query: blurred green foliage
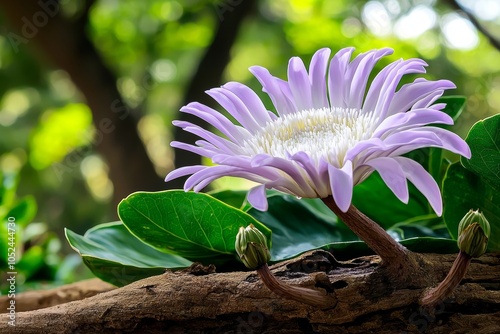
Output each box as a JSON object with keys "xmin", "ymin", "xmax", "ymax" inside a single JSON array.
[
  {"xmin": 0, "ymin": 170, "xmax": 91, "ymax": 293},
  {"xmin": 0, "ymin": 0, "xmax": 499, "ymax": 285}
]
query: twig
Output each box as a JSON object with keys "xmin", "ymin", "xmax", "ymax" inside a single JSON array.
[{"xmin": 448, "ymin": 0, "xmax": 500, "ymax": 52}]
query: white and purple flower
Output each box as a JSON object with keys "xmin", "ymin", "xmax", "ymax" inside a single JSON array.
[{"xmin": 166, "ymin": 47, "xmax": 471, "ymax": 214}]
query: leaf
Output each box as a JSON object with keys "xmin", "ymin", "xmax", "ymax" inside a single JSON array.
[
  {"xmin": 6, "ymin": 195, "xmax": 37, "ymax": 227},
  {"xmin": 461, "ymin": 114, "xmax": 500, "ymax": 188},
  {"xmin": 15, "ymin": 246, "xmax": 45, "ymax": 279},
  {"xmin": 352, "ymin": 172, "xmax": 433, "ymax": 229},
  {"xmin": 65, "ymin": 222, "xmax": 191, "ymax": 286},
  {"xmin": 117, "ymin": 190, "xmax": 271, "ymax": 266},
  {"xmin": 247, "ymin": 193, "xmax": 357, "ymax": 262},
  {"xmin": 208, "ymin": 189, "xmax": 248, "ymax": 210},
  {"xmin": 322, "ymin": 237, "xmax": 458, "ymax": 260},
  {"xmin": 436, "ymin": 96, "xmax": 466, "ymax": 121},
  {"xmin": 443, "ymin": 163, "xmax": 500, "ymax": 251},
  {"xmin": 400, "ymin": 237, "xmax": 458, "ymax": 254}
]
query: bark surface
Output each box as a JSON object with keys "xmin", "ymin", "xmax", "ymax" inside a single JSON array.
[{"xmin": 1, "ymin": 252, "xmax": 499, "ymax": 333}]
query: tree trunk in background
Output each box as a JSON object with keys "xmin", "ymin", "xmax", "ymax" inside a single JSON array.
[
  {"xmin": 0, "ymin": 1, "xmax": 164, "ymax": 208},
  {"xmin": 169, "ymin": 0, "xmax": 257, "ymax": 189},
  {"xmin": 0, "ymin": 0, "xmax": 257, "ymax": 202}
]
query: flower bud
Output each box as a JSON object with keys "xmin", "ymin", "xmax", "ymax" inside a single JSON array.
[
  {"xmin": 235, "ymin": 224, "xmax": 271, "ymax": 269},
  {"xmin": 457, "ymin": 210, "xmax": 490, "ymax": 258}
]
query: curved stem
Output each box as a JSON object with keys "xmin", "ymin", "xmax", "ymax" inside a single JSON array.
[
  {"xmin": 322, "ymin": 196, "xmax": 409, "ymax": 265},
  {"xmin": 256, "ymin": 264, "xmax": 336, "ymax": 308},
  {"xmin": 421, "ymin": 251, "xmax": 472, "ymax": 308}
]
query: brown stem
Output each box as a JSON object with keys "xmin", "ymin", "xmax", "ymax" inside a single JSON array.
[
  {"xmin": 321, "ymin": 196, "xmax": 409, "ymax": 266},
  {"xmin": 256, "ymin": 264, "xmax": 336, "ymax": 308},
  {"xmin": 421, "ymin": 251, "xmax": 472, "ymax": 308}
]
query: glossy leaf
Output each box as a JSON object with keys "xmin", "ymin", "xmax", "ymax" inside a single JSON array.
[
  {"xmin": 443, "ymin": 163, "xmax": 500, "ymax": 251},
  {"xmin": 118, "ymin": 190, "xmax": 271, "ymax": 266},
  {"xmin": 247, "ymin": 193, "xmax": 357, "ymax": 262},
  {"xmin": 208, "ymin": 189, "xmax": 248, "ymax": 210},
  {"xmin": 461, "ymin": 114, "xmax": 500, "ymax": 188},
  {"xmin": 322, "ymin": 237, "xmax": 458, "ymax": 260},
  {"xmin": 65, "ymin": 222, "xmax": 191, "ymax": 286},
  {"xmin": 436, "ymin": 96, "xmax": 466, "ymax": 121},
  {"xmin": 352, "ymin": 172, "xmax": 433, "ymax": 229}
]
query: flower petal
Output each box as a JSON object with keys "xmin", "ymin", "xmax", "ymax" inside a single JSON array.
[
  {"xmin": 365, "ymin": 157, "xmax": 409, "ymax": 203},
  {"xmin": 185, "ymin": 166, "xmax": 269, "ymax": 192},
  {"xmin": 309, "ymin": 48, "xmax": 331, "ymax": 109},
  {"xmin": 222, "ymin": 82, "xmax": 273, "ymax": 126},
  {"xmin": 328, "ymin": 47, "xmax": 355, "ymax": 107},
  {"xmin": 372, "ymin": 109, "xmax": 454, "ymax": 138},
  {"xmin": 365, "ymin": 59, "xmax": 427, "ymax": 119},
  {"xmin": 165, "ymin": 165, "xmax": 206, "ymax": 183},
  {"xmin": 250, "ymin": 66, "xmax": 296, "ymax": 115},
  {"xmin": 206, "ymin": 88, "xmax": 261, "ymax": 133},
  {"xmin": 393, "ymin": 157, "xmax": 443, "ymax": 215},
  {"xmin": 290, "ymin": 151, "xmax": 330, "ymax": 197},
  {"xmin": 288, "ymin": 56, "xmax": 313, "ymax": 111},
  {"xmin": 387, "ymin": 79, "xmax": 455, "ymax": 114},
  {"xmin": 172, "ymin": 120, "xmax": 243, "ymax": 154},
  {"xmin": 180, "ymin": 102, "xmax": 249, "ymax": 144},
  {"xmin": 391, "ymin": 127, "xmax": 471, "ymax": 158},
  {"xmin": 247, "ymin": 184, "xmax": 268, "ymax": 211},
  {"xmin": 170, "ymin": 141, "xmax": 217, "ymax": 158},
  {"xmin": 348, "ymin": 48, "xmax": 393, "ymax": 110},
  {"xmin": 251, "ymin": 155, "xmax": 317, "ymax": 197},
  {"xmin": 328, "ymin": 161, "xmax": 353, "ymax": 212}
]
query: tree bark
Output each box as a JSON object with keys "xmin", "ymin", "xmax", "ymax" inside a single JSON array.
[
  {"xmin": 0, "ymin": 278, "xmax": 115, "ymax": 313},
  {"xmin": 0, "ymin": 1, "xmax": 164, "ymax": 207},
  {"xmin": 2, "ymin": 252, "xmax": 499, "ymax": 333}
]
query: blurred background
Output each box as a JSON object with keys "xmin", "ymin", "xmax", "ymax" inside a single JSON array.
[{"xmin": 0, "ymin": 0, "xmax": 499, "ymax": 288}]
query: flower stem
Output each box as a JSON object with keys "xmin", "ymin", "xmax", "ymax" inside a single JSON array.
[
  {"xmin": 420, "ymin": 251, "xmax": 472, "ymax": 308},
  {"xmin": 322, "ymin": 196, "xmax": 409, "ymax": 266},
  {"xmin": 256, "ymin": 264, "xmax": 335, "ymax": 308}
]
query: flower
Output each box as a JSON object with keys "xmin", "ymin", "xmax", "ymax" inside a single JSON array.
[{"xmin": 166, "ymin": 47, "xmax": 471, "ymax": 213}]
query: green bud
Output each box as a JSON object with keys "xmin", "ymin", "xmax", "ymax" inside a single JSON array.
[
  {"xmin": 457, "ymin": 210, "xmax": 490, "ymax": 258},
  {"xmin": 235, "ymin": 224, "xmax": 271, "ymax": 269}
]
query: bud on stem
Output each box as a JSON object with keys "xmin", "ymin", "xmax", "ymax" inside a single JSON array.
[
  {"xmin": 235, "ymin": 224, "xmax": 271, "ymax": 270},
  {"xmin": 457, "ymin": 210, "xmax": 490, "ymax": 258},
  {"xmin": 421, "ymin": 210, "xmax": 490, "ymax": 308},
  {"xmin": 235, "ymin": 224, "xmax": 335, "ymax": 308}
]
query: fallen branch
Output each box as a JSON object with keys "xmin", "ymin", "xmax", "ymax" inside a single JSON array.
[
  {"xmin": 0, "ymin": 278, "xmax": 115, "ymax": 313},
  {"xmin": 1, "ymin": 252, "xmax": 499, "ymax": 333}
]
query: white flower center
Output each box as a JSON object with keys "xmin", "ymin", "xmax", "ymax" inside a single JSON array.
[{"xmin": 243, "ymin": 107, "xmax": 378, "ymax": 167}]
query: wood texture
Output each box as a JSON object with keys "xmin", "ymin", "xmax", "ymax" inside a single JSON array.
[{"xmin": 1, "ymin": 252, "xmax": 499, "ymax": 333}]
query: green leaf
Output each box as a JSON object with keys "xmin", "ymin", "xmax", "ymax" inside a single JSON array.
[
  {"xmin": 247, "ymin": 193, "xmax": 357, "ymax": 262},
  {"xmin": 352, "ymin": 172, "xmax": 433, "ymax": 229},
  {"xmin": 461, "ymin": 114, "xmax": 500, "ymax": 188},
  {"xmin": 443, "ymin": 163, "xmax": 500, "ymax": 251},
  {"xmin": 322, "ymin": 237, "xmax": 458, "ymax": 260},
  {"xmin": 65, "ymin": 222, "xmax": 192, "ymax": 286},
  {"xmin": 15, "ymin": 245, "xmax": 45, "ymax": 279},
  {"xmin": 208, "ymin": 189, "xmax": 248, "ymax": 210},
  {"xmin": 6, "ymin": 195, "xmax": 37, "ymax": 227},
  {"xmin": 400, "ymin": 237, "xmax": 458, "ymax": 254},
  {"xmin": 117, "ymin": 190, "xmax": 271, "ymax": 266},
  {"xmin": 436, "ymin": 96, "xmax": 466, "ymax": 121}
]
